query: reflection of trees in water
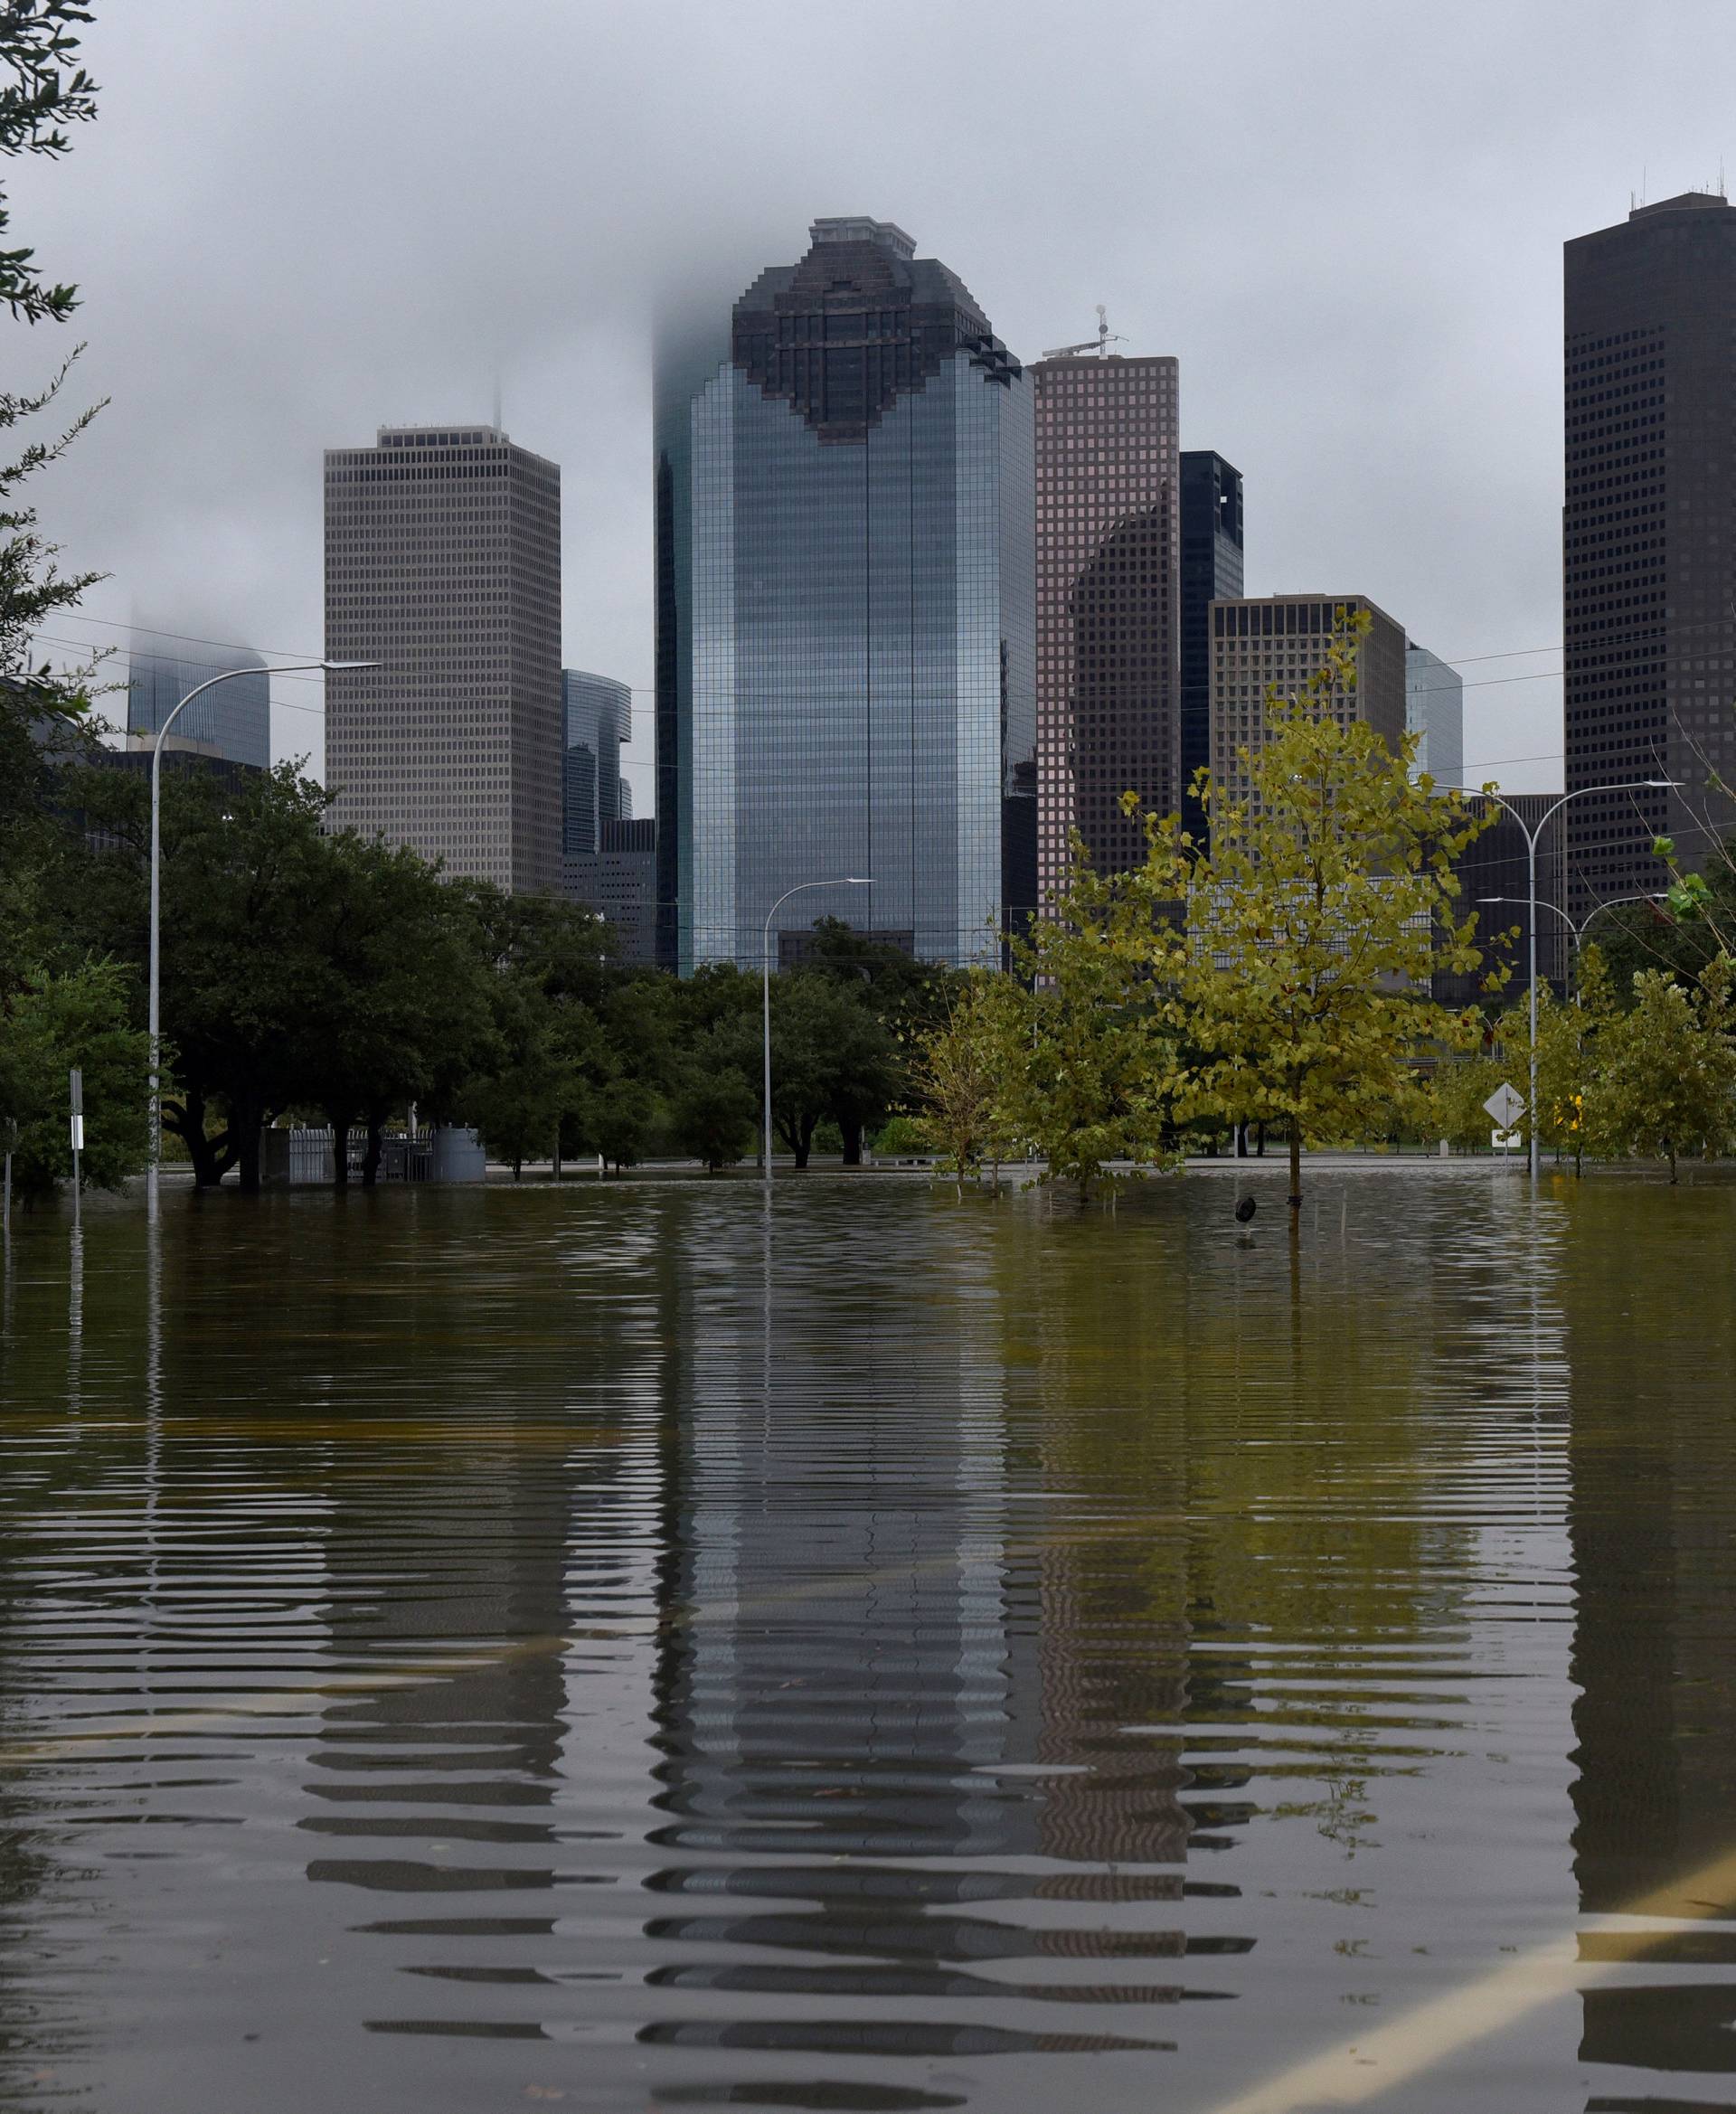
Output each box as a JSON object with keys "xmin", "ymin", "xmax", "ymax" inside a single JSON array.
[
  {"xmin": 0, "ymin": 1214, "xmax": 206, "ymax": 2101},
  {"xmin": 1563, "ymin": 1185, "xmax": 1736, "ymax": 2075}
]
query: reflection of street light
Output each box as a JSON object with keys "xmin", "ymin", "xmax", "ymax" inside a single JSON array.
[
  {"xmin": 1479, "ymin": 782, "xmax": 1676, "ymax": 1179},
  {"xmin": 146, "ymin": 660, "xmax": 376, "ymax": 1217},
  {"xmin": 760, "ymin": 878, "xmax": 873, "ymax": 1184}
]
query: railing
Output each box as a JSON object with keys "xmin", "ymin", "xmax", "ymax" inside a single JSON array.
[{"xmin": 276, "ymin": 1128, "xmax": 435, "ymax": 1185}]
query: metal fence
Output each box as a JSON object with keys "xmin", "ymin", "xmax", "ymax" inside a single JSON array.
[{"xmin": 273, "ymin": 1128, "xmax": 435, "ymax": 1186}]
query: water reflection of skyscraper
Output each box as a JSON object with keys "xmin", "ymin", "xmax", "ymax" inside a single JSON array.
[
  {"xmin": 1565, "ymin": 1185, "xmax": 1736, "ymax": 2079},
  {"xmin": 643, "ymin": 1194, "xmax": 1223, "ymax": 2088}
]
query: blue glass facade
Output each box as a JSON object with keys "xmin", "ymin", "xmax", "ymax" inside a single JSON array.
[
  {"xmin": 127, "ymin": 634, "xmax": 270, "ymax": 768},
  {"xmin": 656, "ymin": 220, "xmax": 1034, "ymax": 973},
  {"xmin": 561, "ymin": 668, "xmax": 629, "ymax": 856}
]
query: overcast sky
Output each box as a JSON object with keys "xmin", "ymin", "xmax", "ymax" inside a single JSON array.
[{"xmin": 14, "ymin": 0, "xmax": 1736, "ymax": 802}]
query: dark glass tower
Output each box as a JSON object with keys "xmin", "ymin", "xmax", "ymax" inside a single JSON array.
[
  {"xmin": 561, "ymin": 668, "xmax": 629, "ymax": 856},
  {"xmin": 1564, "ymin": 193, "xmax": 1736, "ymax": 911},
  {"xmin": 1178, "ymin": 452, "xmax": 1243, "ymax": 822},
  {"xmin": 655, "ymin": 217, "xmax": 1034, "ymax": 973}
]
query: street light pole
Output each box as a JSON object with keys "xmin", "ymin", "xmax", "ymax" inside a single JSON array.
[
  {"xmin": 1480, "ymin": 781, "xmax": 1676, "ymax": 1180},
  {"xmin": 760, "ymin": 877, "xmax": 873, "ymax": 1184},
  {"xmin": 146, "ymin": 659, "xmax": 375, "ymax": 1218},
  {"xmin": 1478, "ymin": 891, "xmax": 1666, "ymax": 990}
]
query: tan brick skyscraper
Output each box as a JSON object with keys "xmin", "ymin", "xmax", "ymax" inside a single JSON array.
[{"xmin": 1033, "ymin": 354, "xmax": 1179, "ymax": 909}]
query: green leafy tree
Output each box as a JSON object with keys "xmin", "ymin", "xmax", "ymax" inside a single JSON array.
[
  {"xmin": 798, "ymin": 919, "xmax": 954, "ymax": 1161},
  {"xmin": 1, "ymin": 4, "xmax": 104, "ymax": 973},
  {"xmin": 291, "ymin": 837, "xmax": 496, "ymax": 1184},
  {"xmin": 0, "ymin": 955, "xmax": 147, "ymax": 1200},
  {"xmin": 466, "ymin": 974, "xmax": 572, "ymax": 1177},
  {"xmin": 669, "ymin": 1053, "xmax": 757, "ymax": 1172},
  {"xmin": 1588, "ymin": 962, "xmax": 1736, "ymax": 1181},
  {"xmin": 765, "ymin": 971, "xmax": 905, "ymax": 1169},
  {"xmin": 67, "ymin": 759, "xmax": 343, "ymax": 1188},
  {"xmin": 2, "ymin": 2, "xmax": 99, "ymax": 325},
  {"xmin": 584, "ymin": 1075, "xmax": 658, "ymax": 1174},
  {"xmin": 455, "ymin": 885, "xmax": 615, "ymax": 1178}
]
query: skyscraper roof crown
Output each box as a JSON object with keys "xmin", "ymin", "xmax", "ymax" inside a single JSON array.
[
  {"xmin": 1629, "ymin": 190, "xmax": 1731, "ymax": 221},
  {"xmin": 808, "ymin": 216, "xmax": 916, "ymax": 258}
]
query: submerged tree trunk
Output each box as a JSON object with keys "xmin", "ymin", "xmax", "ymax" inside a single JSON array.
[
  {"xmin": 235, "ymin": 1090, "xmax": 266, "ymax": 1194},
  {"xmin": 840, "ymin": 1116, "xmax": 863, "ymax": 1166},
  {"xmin": 360, "ymin": 1113, "xmax": 384, "ymax": 1189},
  {"xmin": 326, "ymin": 1106, "xmax": 356, "ymax": 1189},
  {"xmin": 1288, "ymin": 1119, "xmax": 1304, "ymax": 1222},
  {"xmin": 166, "ymin": 1087, "xmax": 234, "ymax": 1188}
]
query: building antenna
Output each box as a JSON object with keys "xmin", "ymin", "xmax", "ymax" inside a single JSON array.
[
  {"xmin": 492, "ymin": 366, "xmax": 503, "ymax": 435},
  {"xmin": 1040, "ymin": 308, "xmax": 1128, "ymax": 362}
]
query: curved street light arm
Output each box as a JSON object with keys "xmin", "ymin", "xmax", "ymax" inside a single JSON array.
[
  {"xmin": 760, "ymin": 876, "xmax": 873, "ymax": 1184},
  {"xmin": 146, "ymin": 658, "xmax": 376, "ymax": 1216},
  {"xmin": 1472, "ymin": 778, "xmax": 1676, "ymax": 1181}
]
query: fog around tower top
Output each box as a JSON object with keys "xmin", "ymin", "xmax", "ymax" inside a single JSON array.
[{"xmin": 14, "ymin": 0, "xmax": 1736, "ymax": 802}]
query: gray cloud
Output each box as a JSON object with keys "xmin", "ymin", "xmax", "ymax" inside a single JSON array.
[{"xmin": 14, "ymin": 0, "xmax": 1736, "ymax": 798}]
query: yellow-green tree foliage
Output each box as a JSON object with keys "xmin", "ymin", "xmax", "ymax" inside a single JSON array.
[
  {"xmin": 1001, "ymin": 845, "xmax": 1186, "ymax": 1187},
  {"xmin": 1158, "ymin": 614, "xmax": 1493, "ymax": 1212},
  {"xmin": 1588, "ymin": 960, "xmax": 1736, "ymax": 1181},
  {"xmin": 911, "ymin": 971, "xmax": 1021, "ymax": 1175}
]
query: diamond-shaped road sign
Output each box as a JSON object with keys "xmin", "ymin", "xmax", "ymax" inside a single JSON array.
[{"xmin": 1483, "ymin": 1081, "xmax": 1524, "ymax": 1130}]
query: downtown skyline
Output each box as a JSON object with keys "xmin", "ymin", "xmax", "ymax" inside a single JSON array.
[{"xmin": 18, "ymin": 1, "xmax": 1736, "ymax": 813}]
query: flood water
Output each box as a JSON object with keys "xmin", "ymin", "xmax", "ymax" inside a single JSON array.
[{"xmin": 1, "ymin": 1169, "xmax": 1733, "ymax": 2112}]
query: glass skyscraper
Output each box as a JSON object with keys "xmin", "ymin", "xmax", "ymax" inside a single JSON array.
[
  {"xmin": 126, "ymin": 631, "xmax": 270, "ymax": 768},
  {"xmin": 561, "ymin": 668, "xmax": 629, "ymax": 856},
  {"xmin": 655, "ymin": 217, "xmax": 1034, "ymax": 973}
]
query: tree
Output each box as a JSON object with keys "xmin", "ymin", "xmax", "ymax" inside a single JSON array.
[
  {"xmin": 729, "ymin": 969, "xmax": 908, "ymax": 1170},
  {"xmin": 465, "ymin": 973, "xmax": 571, "ymax": 1178},
  {"xmin": 2, "ymin": 4, "xmax": 104, "ymax": 975},
  {"xmin": 1002, "ymin": 846, "xmax": 1183, "ymax": 1188},
  {"xmin": 797, "ymin": 919, "xmax": 953, "ymax": 1162},
  {"xmin": 585, "ymin": 1075, "xmax": 657, "ymax": 1174},
  {"xmin": 911, "ymin": 971, "xmax": 1022, "ymax": 1178},
  {"xmin": 454, "ymin": 885, "xmax": 616, "ymax": 1179},
  {"xmin": 1588, "ymin": 962, "xmax": 1736, "ymax": 1182},
  {"xmin": 1162, "ymin": 614, "xmax": 1493, "ymax": 1224},
  {"xmin": 1526, "ymin": 948, "xmax": 1618, "ymax": 1175},
  {"xmin": 292, "ymin": 839, "xmax": 495, "ymax": 1184},
  {"xmin": 0, "ymin": 955, "xmax": 147, "ymax": 1201},
  {"xmin": 67, "ymin": 760, "xmax": 343, "ymax": 1189},
  {"xmin": 669, "ymin": 1055, "xmax": 757, "ymax": 1172},
  {"xmin": 2, "ymin": 3, "xmax": 100, "ymax": 326},
  {"xmin": 1428, "ymin": 1046, "xmax": 1508, "ymax": 1156}
]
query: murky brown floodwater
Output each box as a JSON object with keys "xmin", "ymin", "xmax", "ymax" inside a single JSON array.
[{"xmin": 1, "ymin": 1169, "xmax": 1733, "ymax": 2112}]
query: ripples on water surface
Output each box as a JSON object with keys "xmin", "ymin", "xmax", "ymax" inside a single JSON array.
[{"xmin": 2, "ymin": 1172, "xmax": 1734, "ymax": 2111}]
